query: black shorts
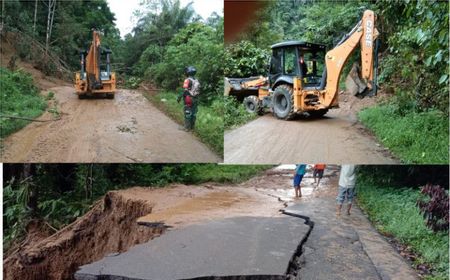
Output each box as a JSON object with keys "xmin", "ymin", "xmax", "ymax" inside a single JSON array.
[{"xmin": 313, "ymin": 169, "xmax": 324, "ymax": 179}]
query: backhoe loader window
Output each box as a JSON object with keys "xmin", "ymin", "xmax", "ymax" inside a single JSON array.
[
  {"xmin": 300, "ymin": 50, "xmax": 325, "ymax": 86},
  {"xmin": 284, "ymin": 47, "xmax": 298, "ymax": 75},
  {"xmin": 270, "ymin": 49, "xmax": 282, "ymax": 74}
]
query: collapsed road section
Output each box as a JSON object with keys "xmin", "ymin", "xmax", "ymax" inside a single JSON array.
[
  {"xmin": 75, "ymin": 215, "xmax": 313, "ymax": 280},
  {"xmin": 3, "ymin": 192, "xmax": 165, "ymax": 280}
]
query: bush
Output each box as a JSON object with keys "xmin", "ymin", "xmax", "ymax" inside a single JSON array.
[
  {"xmin": 224, "ymin": 96, "xmax": 257, "ymax": 129},
  {"xmin": 224, "ymin": 41, "xmax": 270, "ymax": 78},
  {"xmin": 417, "ymin": 185, "xmax": 449, "ymax": 232},
  {"xmin": 0, "ymin": 67, "xmax": 47, "ymax": 139}
]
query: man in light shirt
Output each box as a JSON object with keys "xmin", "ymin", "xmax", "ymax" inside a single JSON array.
[{"xmin": 336, "ymin": 165, "xmax": 356, "ymax": 216}]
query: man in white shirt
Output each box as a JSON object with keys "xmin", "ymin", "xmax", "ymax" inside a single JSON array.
[{"xmin": 336, "ymin": 165, "xmax": 357, "ymax": 216}]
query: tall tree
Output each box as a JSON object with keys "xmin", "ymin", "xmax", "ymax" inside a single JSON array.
[{"xmin": 45, "ymin": 0, "xmax": 57, "ymax": 53}]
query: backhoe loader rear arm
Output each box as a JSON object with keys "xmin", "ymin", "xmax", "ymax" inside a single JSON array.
[{"xmin": 323, "ymin": 10, "xmax": 379, "ymax": 107}]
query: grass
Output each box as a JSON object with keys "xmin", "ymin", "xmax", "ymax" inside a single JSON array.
[
  {"xmin": 357, "ymin": 175, "xmax": 449, "ymax": 280},
  {"xmin": 224, "ymin": 96, "xmax": 257, "ymax": 130},
  {"xmin": 358, "ymin": 104, "xmax": 449, "ymax": 163},
  {"xmin": 144, "ymin": 91, "xmax": 223, "ymax": 157},
  {"xmin": 0, "ymin": 67, "xmax": 47, "ymax": 139}
]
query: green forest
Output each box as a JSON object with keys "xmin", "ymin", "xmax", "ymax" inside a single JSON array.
[
  {"xmin": 224, "ymin": 0, "xmax": 449, "ymax": 163},
  {"xmin": 0, "ymin": 0, "xmax": 223, "ymax": 154}
]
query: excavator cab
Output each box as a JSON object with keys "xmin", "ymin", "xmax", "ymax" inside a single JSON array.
[{"xmin": 268, "ymin": 41, "xmax": 327, "ymax": 90}]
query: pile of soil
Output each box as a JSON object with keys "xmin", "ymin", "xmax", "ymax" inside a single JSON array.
[{"xmin": 3, "ymin": 191, "xmax": 165, "ymax": 280}]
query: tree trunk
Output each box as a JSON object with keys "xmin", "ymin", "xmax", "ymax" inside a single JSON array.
[
  {"xmin": 22, "ymin": 164, "xmax": 39, "ymax": 217},
  {"xmin": 45, "ymin": 0, "xmax": 56, "ymax": 54},
  {"xmin": 33, "ymin": 0, "xmax": 38, "ymax": 35},
  {"xmin": 1, "ymin": 0, "xmax": 5, "ymax": 32}
]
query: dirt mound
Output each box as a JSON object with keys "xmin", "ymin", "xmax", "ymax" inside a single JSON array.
[
  {"xmin": 0, "ymin": 31, "xmax": 69, "ymax": 90},
  {"xmin": 3, "ymin": 191, "xmax": 165, "ymax": 280}
]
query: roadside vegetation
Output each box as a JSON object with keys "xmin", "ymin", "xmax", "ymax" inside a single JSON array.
[
  {"xmin": 223, "ymin": 0, "xmax": 449, "ymax": 163},
  {"xmin": 3, "ymin": 163, "xmax": 271, "ymax": 252},
  {"xmin": 0, "ymin": 67, "xmax": 47, "ymax": 139},
  {"xmin": 359, "ymin": 106, "xmax": 448, "ymax": 163},
  {"xmin": 146, "ymin": 91, "xmax": 223, "ymax": 155},
  {"xmin": 357, "ymin": 166, "xmax": 449, "ymax": 279}
]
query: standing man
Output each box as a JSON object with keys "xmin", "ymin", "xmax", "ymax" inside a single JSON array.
[
  {"xmin": 293, "ymin": 164, "xmax": 307, "ymax": 198},
  {"xmin": 178, "ymin": 66, "xmax": 200, "ymax": 131},
  {"xmin": 336, "ymin": 165, "xmax": 357, "ymax": 216},
  {"xmin": 313, "ymin": 164, "xmax": 326, "ymax": 186}
]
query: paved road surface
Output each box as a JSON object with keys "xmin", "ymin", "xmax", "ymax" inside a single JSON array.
[{"xmin": 75, "ymin": 216, "xmax": 311, "ymax": 279}]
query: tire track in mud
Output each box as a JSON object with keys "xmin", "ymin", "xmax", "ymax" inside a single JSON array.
[{"xmin": 1, "ymin": 86, "xmax": 220, "ymax": 163}]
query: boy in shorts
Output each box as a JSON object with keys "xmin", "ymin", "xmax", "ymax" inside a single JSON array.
[
  {"xmin": 293, "ymin": 164, "xmax": 307, "ymax": 197},
  {"xmin": 313, "ymin": 164, "xmax": 326, "ymax": 186}
]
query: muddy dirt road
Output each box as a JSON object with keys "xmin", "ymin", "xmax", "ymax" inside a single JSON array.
[
  {"xmin": 1, "ymin": 86, "xmax": 220, "ymax": 162},
  {"xmin": 225, "ymin": 103, "xmax": 398, "ymax": 164}
]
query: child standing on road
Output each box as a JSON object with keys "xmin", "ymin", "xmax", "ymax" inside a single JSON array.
[
  {"xmin": 313, "ymin": 164, "xmax": 326, "ymax": 186},
  {"xmin": 293, "ymin": 164, "xmax": 307, "ymax": 198},
  {"xmin": 336, "ymin": 164, "xmax": 357, "ymax": 216}
]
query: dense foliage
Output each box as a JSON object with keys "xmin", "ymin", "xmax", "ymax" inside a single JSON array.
[
  {"xmin": 357, "ymin": 171, "xmax": 449, "ymax": 279},
  {"xmin": 417, "ymin": 184, "xmax": 449, "ymax": 232},
  {"xmin": 2, "ymin": 0, "xmax": 121, "ymax": 71},
  {"xmin": 3, "ymin": 163, "xmax": 271, "ymax": 250},
  {"xmin": 224, "ymin": 41, "xmax": 270, "ymax": 78},
  {"xmin": 147, "ymin": 20, "xmax": 224, "ymax": 103},
  {"xmin": 0, "ymin": 67, "xmax": 47, "ymax": 138}
]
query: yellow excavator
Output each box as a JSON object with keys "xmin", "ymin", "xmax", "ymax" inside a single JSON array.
[
  {"xmin": 75, "ymin": 30, "xmax": 116, "ymax": 99},
  {"xmin": 225, "ymin": 10, "xmax": 380, "ymax": 119}
]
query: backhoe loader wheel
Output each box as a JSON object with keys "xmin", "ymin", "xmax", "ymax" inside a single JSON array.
[
  {"xmin": 272, "ymin": 84, "xmax": 295, "ymax": 120},
  {"xmin": 106, "ymin": 93, "xmax": 115, "ymax": 99},
  {"xmin": 78, "ymin": 94, "xmax": 86, "ymax": 99},
  {"xmin": 243, "ymin": 95, "xmax": 263, "ymax": 115},
  {"xmin": 308, "ymin": 109, "xmax": 328, "ymax": 118}
]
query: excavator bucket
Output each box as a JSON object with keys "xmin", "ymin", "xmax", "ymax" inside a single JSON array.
[{"xmin": 345, "ymin": 63, "xmax": 374, "ymax": 98}]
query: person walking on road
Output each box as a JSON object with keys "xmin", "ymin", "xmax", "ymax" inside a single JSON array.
[
  {"xmin": 336, "ymin": 164, "xmax": 357, "ymax": 216},
  {"xmin": 293, "ymin": 164, "xmax": 307, "ymax": 198},
  {"xmin": 177, "ymin": 66, "xmax": 200, "ymax": 131},
  {"xmin": 313, "ymin": 164, "xmax": 326, "ymax": 186}
]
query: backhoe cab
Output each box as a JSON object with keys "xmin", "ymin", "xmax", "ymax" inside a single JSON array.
[
  {"xmin": 75, "ymin": 30, "xmax": 116, "ymax": 99},
  {"xmin": 226, "ymin": 9, "xmax": 379, "ymax": 120}
]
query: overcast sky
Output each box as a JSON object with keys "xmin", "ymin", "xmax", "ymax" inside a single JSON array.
[{"xmin": 107, "ymin": 0, "xmax": 223, "ymax": 38}]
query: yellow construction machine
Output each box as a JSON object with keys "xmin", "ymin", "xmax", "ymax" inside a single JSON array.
[
  {"xmin": 75, "ymin": 30, "xmax": 116, "ymax": 99},
  {"xmin": 225, "ymin": 10, "xmax": 380, "ymax": 119}
]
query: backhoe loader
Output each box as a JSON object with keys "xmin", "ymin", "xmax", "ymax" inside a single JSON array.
[
  {"xmin": 75, "ymin": 30, "xmax": 116, "ymax": 99},
  {"xmin": 225, "ymin": 10, "xmax": 380, "ymax": 119}
]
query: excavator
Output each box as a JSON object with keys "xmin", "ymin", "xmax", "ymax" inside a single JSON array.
[
  {"xmin": 225, "ymin": 10, "xmax": 380, "ymax": 119},
  {"xmin": 75, "ymin": 30, "xmax": 116, "ymax": 99}
]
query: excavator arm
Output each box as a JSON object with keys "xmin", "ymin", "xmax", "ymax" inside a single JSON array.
[
  {"xmin": 85, "ymin": 30, "xmax": 102, "ymax": 90},
  {"xmin": 323, "ymin": 10, "xmax": 380, "ymax": 106}
]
